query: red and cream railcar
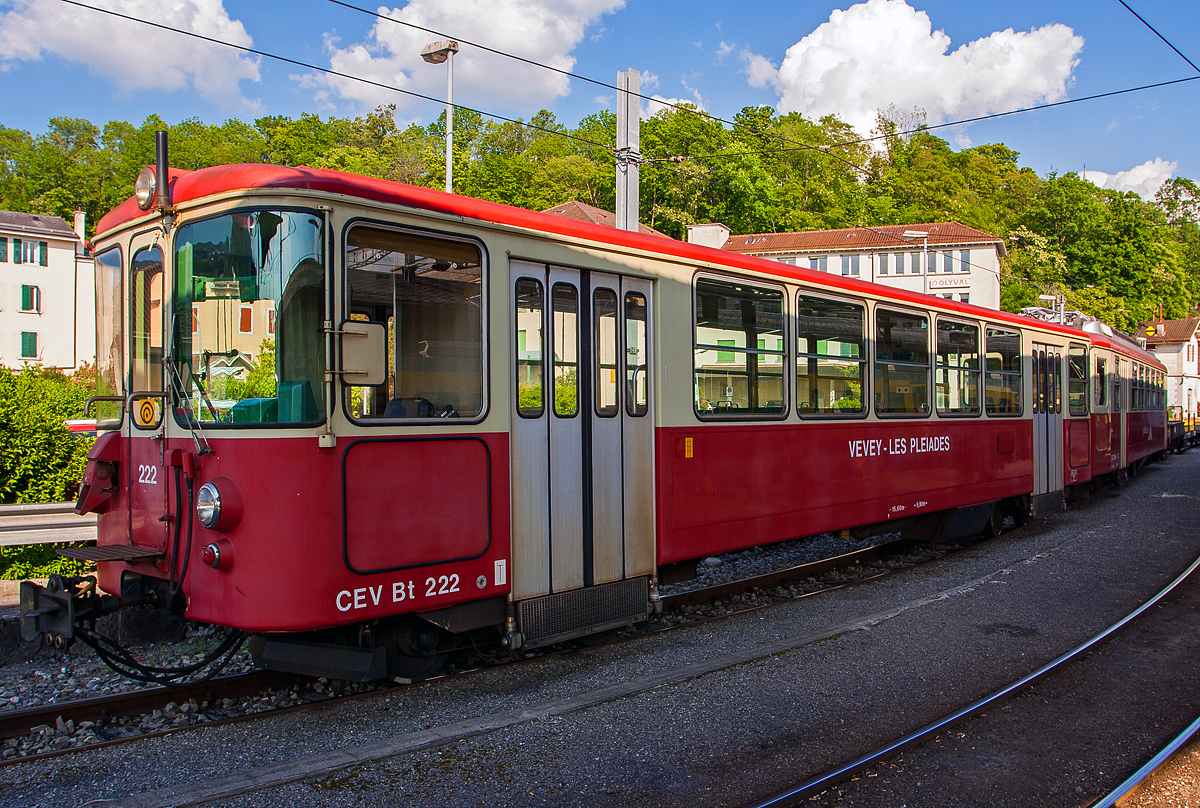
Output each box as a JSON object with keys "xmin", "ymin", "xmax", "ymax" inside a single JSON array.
[{"xmin": 27, "ymin": 154, "xmax": 1166, "ymax": 681}]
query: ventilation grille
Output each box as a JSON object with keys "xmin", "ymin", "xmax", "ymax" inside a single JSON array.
[{"xmin": 519, "ymin": 577, "xmax": 650, "ymax": 648}]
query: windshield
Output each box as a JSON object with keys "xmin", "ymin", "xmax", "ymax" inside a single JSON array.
[{"xmin": 173, "ymin": 210, "xmax": 325, "ymax": 425}]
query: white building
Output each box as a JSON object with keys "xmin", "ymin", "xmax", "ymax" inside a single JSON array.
[
  {"xmin": 1143, "ymin": 317, "xmax": 1200, "ymax": 420},
  {"xmin": 688, "ymin": 221, "xmax": 1007, "ymax": 310},
  {"xmin": 0, "ymin": 210, "xmax": 94, "ymax": 371}
]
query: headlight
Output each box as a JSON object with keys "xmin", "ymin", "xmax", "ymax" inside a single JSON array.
[
  {"xmin": 196, "ymin": 482, "xmax": 222, "ymax": 529},
  {"xmin": 135, "ymin": 168, "xmax": 156, "ymax": 210}
]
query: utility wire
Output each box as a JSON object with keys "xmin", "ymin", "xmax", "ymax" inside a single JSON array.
[
  {"xmin": 1118, "ymin": 0, "xmax": 1200, "ymax": 74},
  {"xmin": 325, "ymin": 0, "xmax": 1199, "ymax": 170},
  {"xmin": 58, "ymin": 0, "xmax": 617, "ymax": 155}
]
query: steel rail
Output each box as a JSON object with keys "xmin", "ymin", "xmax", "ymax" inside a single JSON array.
[
  {"xmin": 0, "ymin": 503, "xmax": 97, "ymax": 547},
  {"xmin": 0, "ymin": 670, "xmax": 295, "ymax": 741},
  {"xmin": 747, "ymin": 551, "xmax": 1200, "ymax": 808},
  {"xmin": 1089, "ymin": 712, "xmax": 1200, "ymax": 808},
  {"xmin": 660, "ymin": 538, "xmax": 918, "ymax": 610}
]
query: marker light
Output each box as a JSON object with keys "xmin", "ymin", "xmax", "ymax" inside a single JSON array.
[
  {"xmin": 196, "ymin": 482, "xmax": 222, "ymax": 529},
  {"xmin": 135, "ymin": 168, "xmax": 156, "ymax": 210}
]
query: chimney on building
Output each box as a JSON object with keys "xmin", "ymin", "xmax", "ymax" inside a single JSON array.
[
  {"xmin": 686, "ymin": 222, "xmax": 731, "ymax": 249},
  {"xmin": 73, "ymin": 210, "xmax": 86, "ymax": 256}
]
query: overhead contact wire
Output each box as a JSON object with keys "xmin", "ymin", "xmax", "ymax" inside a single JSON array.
[{"xmin": 57, "ymin": 0, "xmax": 617, "ymax": 155}]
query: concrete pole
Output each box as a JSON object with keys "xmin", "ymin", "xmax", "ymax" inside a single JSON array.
[
  {"xmin": 445, "ymin": 50, "xmax": 454, "ymax": 194},
  {"xmin": 616, "ymin": 69, "xmax": 641, "ymax": 232}
]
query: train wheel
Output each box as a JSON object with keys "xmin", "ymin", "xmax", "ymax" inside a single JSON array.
[
  {"xmin": 378, "ymin": 619, "xmax": 450, "ymax": 682},
  {"xmin": 1009, "ymin": 498, "xmax": 1031, "ymax": 528},
  {"xmin": 982, "ymin": 505, "xmax": 1004, "ymax": 539}
]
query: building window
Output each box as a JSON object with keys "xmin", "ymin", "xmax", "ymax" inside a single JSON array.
[
  {"xmin": 239, "ymin": 305, "xmax": 253, "ymax": 334},
  {"xmin": 777, "ymin": 256, "xmax": 795, "ymax": 266},
  {"xmin": 268, "ymin": 308, "xmax": 277, "ymax": 335},
  {"xmin": 841, "ymin": 254, "xmax": 860, "ymax": 276},
  {"xmin": 796, "ymin": 294, "xmax": 866, "ymax": 416},
  {"xmin": 959, "ymin": 294, "xmax": 969, "ymax": 304},
  {"xmin": 985, "ymin": 326, "xmax": 1021, "ymax": 415},
  {"xmin": 20, "ymin": 284, "xmax": 40, "ymax": 313},
  {"xmin": 875, "ymin": 308, "xmax": 930, "ymax": 415},
  {"xmin": 894, "ymin": 253, "xmax": 905, "ymax": 274},
  {"xmin": 878, "ymin": 254, "xmax": 888, "ymax": 275},
  {"xmin": 943, "ymin": 251, "xmax": 953, "ymax": 273},
  {"xmin": 911, "ymin": 252, "xmax": 922, "ymax": 274},
  {"xmin": 941, "ymin": 294, "xmax": 953, "ymax": 300},
  {"xmin": 20, "ymin": 331, "xmax": 37, "ymax": 359},
  {"xmin": 809, "ymin": 256, "xmax": 828, "ymax": 273},
  {"xmin": 716, "ymin": 339, "xmax": 735, "ymax": 363},
  {"xmin": 0, "ymin": 237, "xmax": 7, "ymax": 262},
  {"xmin": 694, "ymin": 277, "xmax": 786, "ymax": 416},
  {"xmin": 191, "ymin": 305, "xmax": 199, "ymax": 334},
  {"xmin": 960, "ymin": 250, "xmax": 970, "ymax": 272},
  {"xmin": 14, "ymin": 240, "xmax": 47, "ymax": 266}
]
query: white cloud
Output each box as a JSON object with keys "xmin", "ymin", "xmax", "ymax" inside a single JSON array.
[
  {"xmin": 640, "ymin": 70, "xmax": 659, "ymax": 89},
  {"xmin": 312, "ymin": 0, "xmax": 625, "ymax": 117},
  {"xmin": 745, "ymin": 0, "xmax": 1083, "ymax": 133},
  {"xmin": 0, "ymin": 0, "xmax": 262, "ymax": 111},
  {"xmin": 741, "ymin": 50, "xmax": 780, "ymax": 91},
  {"xmin": 1082, "ymin": 158, "xmax": 1176, "ymax": 201}
]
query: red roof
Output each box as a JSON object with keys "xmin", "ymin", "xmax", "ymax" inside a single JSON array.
[
  {"xmin": 92, "ymin": 163, "xmax": 1161, "ymax": 369},
  {"xmin": 1141, "ymin": 317, "xmax": 1200, "ymax": 346},
  {"xmin": 541, "ymin": 200, "xmax": 670, "ymax": 238},
  {"xmin": 724, "ymin": 222, "xmax": 1007, "ymax": 258}
]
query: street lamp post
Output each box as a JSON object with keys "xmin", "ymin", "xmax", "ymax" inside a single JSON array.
[
  {"xmin": 421, "ymin": 39, "xmax": 459, "ymax": 194},
  {"xmin": 903, "ymin": 230, "xmax": 929, "ymax": 296}
]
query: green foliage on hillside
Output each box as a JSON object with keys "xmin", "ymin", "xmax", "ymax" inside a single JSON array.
[{"xmin": 2, "ymin": 105, "xmax": 1197, "ymax": 331}]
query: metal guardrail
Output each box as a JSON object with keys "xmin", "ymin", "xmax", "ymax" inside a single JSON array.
[{"xmin": 0, "ymin": 502, "xmax": 97, "ymax": 547}]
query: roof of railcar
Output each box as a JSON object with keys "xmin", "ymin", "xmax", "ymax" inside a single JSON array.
[{"xmin": 96, "ymin": 163, "xmax": 1164, "ymax": 371}]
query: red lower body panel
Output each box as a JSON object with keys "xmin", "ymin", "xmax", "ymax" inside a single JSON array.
[{"xmin": 655, "ymin": 419, "xmax": 1032, "ymax": 565}]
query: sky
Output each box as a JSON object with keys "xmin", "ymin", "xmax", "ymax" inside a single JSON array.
[{"xmin": 1, "ymin": 0, "xmax": 1197, "ymax": 200}]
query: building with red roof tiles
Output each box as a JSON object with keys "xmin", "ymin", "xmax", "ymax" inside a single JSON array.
[
  {"xmin": 1143, "ymin": 316, "xmax": 1200, "ymax": 419},
  {"xmin": 687, "ymin": 221, "xmax": 1007, "ymax": 310},
  {"xmin": 541, "ymin": 200, "xmax": 671, "ymax": 238}
]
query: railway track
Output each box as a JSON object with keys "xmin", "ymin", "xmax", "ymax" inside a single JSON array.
[
  {"xmin": 1091, "ymin": 712, "xmax": 1200, "ymax": 808},
  {"xmin": 0, "ymin": 532, "xmax": 970, "ymax": 765},
  {"xmin": 745, "ymin": 549, "xmax": 1200, "ymax": 808}
]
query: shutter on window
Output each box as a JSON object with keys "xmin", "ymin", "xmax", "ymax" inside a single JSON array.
[
  {"xmin": 21, "ymin": 332, "xmax": 36, "ymax": 359},
  {"xmin": 38, "ymin": 241, "xmax": 47, "ymax": 266},
  {"xmin": 0, "ymin": 237, "xmax": 7, "ymax": 262},
  {"xmin": 12, "ymin": 238, "xmax": 21, "ymax": 264},
  {"xmin": 21, "ymin": 285, "xmax": 32, "ymax": 311}
]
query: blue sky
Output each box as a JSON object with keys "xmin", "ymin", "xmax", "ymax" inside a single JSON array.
[{"xmin": 1, "ymin": 0, "xmax": 1196, "ymax": 197}]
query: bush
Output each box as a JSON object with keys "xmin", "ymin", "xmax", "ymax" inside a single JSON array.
[
  {"xmin": 0, "ymin": 364, "xmax": 95, "ymax": 503},
  {"xmin": 1, "ymin": 543, "xmax": 92, "ymax": 580}
]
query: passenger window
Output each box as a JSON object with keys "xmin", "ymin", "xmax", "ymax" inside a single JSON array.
[
  {"xmin": 625, "ymin": 292, "xmax": 648, "ymax": 417},
  {"xmin": 594, "ymin": 288, "xmax": 618, "ymax": 417},
  {"xmin": 984, "ymin": 326, "xmax": 1021, "ymax": 416},
  {"xmin": 344, "ymin": 225, "xmax": 483, "ymax": 421},
  {"xmin": 130, "ymin": 247, "xmax": 164, "ymax": 428},
  {"xmin": 935, "ymin": 319, "xmax": 980, "ymax": 415},
  {"xmin": 1068, "ymin": 345, "xmax": 1088, "ymax": 415},
  {"xmin": 694, "ymin": 277, "xmax": 785, "ymax": 416},
  {"xmin": 874, "ymin": 308, "xmax": 929, "ymax": 415},
  {"xmin": 552, "ymin": 284, "xmax": 578, "ymax": 417},
  {"xmin": 795, "ymin": 294, "xmax": 865, "ymax": 415},
  {"xmin": 1095, "ymin": 358, "xmax": 1107, "ymax": 407},
  {"xmin": 515, "ymin": 279, "xmax": 544, "ymax": 418}
]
